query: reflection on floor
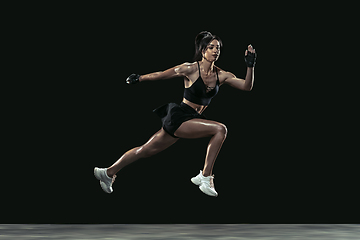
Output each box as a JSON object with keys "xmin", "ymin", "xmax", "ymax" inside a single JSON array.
[{"xmin": 0, "ymin": 224, "xmax": 359, "ymax": 240}]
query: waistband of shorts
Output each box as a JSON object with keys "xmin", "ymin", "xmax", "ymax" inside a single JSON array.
[{"xmin": 179, "ymin": 102, "xmax": 201, "ymax": 115}]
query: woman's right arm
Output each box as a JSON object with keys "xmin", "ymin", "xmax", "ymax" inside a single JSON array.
[{"xmin": 137, "ymin": 63, "xmax": 194, "ymax": 82}]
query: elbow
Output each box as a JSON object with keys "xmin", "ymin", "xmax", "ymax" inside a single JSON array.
[{"xmin": 244, "ymin": 85, "xmax": 253, "ymax": 91}]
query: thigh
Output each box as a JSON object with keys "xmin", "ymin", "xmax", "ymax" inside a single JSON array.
[
  {"xmin": 142, "ymin": 128, "xmax": 179, "ymax": 151},
  {"xmin": 174, "ymin": 119, "xmax": 224, "ymax": 139}
]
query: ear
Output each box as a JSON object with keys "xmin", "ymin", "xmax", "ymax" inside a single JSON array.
[{"xmin": 202, "ymin": 48, "xmax": 207, "ymax": 57}]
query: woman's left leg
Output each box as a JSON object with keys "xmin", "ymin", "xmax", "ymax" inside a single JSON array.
[
  {"xmin": 174, "ymin": 118, "xmax": 228, "ymax": 177},
  {"xmin": 174, "ymin": 118, "xmax": 227, "ymax": 197}
]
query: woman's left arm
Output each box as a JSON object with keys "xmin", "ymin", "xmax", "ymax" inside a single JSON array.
[
  {"xmin": 223, "ymin": 45, "xmax": 256, "ymax": 91},
  {"xmin": 223, "ymin": 67, "xmax": 254, "ymax": 91}
]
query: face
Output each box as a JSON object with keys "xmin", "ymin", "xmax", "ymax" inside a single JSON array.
[{"xmin": 203, "ymin": 39, "xmax": 220, "ymax": 62}]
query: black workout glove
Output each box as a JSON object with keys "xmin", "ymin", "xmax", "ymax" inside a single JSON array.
[
  {"xmin": 126, "ymin": 73, "xmax": 141, "ymax": 84},
  {"xmin": 244, "ymin": 51, "xmax": 257, "ymax": 68}
]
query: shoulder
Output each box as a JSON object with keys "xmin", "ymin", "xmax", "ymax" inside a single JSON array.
[
  {"xmin": 215, "ymin": 66, "xmax": 235, "ymax": 77},
  {"xmin": 174, "ymin": 62, "xmax": 198, "ymax": 76},
  {"xmin": 180, "ymin": 62, "xmax": 198, "ymax": 71},
  {"xmin": 215, "ymin": 66, "xmax": 236, "ymax": 84}
]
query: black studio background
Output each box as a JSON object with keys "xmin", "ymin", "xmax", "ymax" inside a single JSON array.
[{"xmin": 5, "ymin": 3, "xmax": 357, "ymax": 224}]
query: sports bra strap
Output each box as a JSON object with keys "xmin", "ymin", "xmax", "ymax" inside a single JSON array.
[
  {"xmin": 197, "ymin": 61, "xmax": 201, "ymax": 76},
  {"xmin": 215, "ymin": 68, "xmax": 219, "ymax": 83}
]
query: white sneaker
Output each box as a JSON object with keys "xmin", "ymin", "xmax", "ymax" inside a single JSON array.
[
  {"xmin": 94, "ymin": 167, "xmax": 116, "ymax": 194},
  {"xmin": 191, "ymin": 170, "xmax": 218, "ymax": 197}
]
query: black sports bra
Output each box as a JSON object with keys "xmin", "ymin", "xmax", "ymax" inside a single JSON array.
[{"xmin": 183, "ymin": 62, "xmax": 220, "ymax": 106}]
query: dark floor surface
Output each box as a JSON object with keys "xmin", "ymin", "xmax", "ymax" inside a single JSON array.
[{"xmin": 0, "ymin": 224, "xmax": 359, "ymax": 239}]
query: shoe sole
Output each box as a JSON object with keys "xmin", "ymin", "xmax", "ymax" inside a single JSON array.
[
  {"xmin": 94, "ymin": 167, "xmax": 101, "ymax": 181},
  {"xmin": 191, "ymin": 178, "xmax": 201, "ymax": 186},
  {"xmin": 100, "ymin": 181, "xmax": 112, "ymax": 194},
  {"xmin": 199, "ymin": 184, "xmax": 218, "ymax": 197}
]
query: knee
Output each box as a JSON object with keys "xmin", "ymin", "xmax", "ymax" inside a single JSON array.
[{"xmin": 215, "ymin": 123, "xmax": 228, "ymax": 138}]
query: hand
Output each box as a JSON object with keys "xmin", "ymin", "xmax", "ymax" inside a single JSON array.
[
  {"xmin": 244, "ymin": 44, "xmax": 256, "ymax": 68},
  {"xmin": 126, "ymin": 73, "xmax": 141, "ymax": 84}
]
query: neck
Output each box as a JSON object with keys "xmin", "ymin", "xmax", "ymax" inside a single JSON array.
[{"xmin": 200, "ymin": 58, "xmax": 214, "ymax": 74}]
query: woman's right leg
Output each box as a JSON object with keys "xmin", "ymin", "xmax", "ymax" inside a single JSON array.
[{"xmin": 106, "ymin": 128, "xmax": 179, "ymax": 177}]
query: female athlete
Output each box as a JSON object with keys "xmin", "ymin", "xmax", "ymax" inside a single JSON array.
[{"xmin": 94, "ymin": 31, "xmax": 256, "ymax": 197}]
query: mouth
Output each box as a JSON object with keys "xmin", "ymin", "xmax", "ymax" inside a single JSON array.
[{"xmin": 213, "ymin": 54, "xmax": 219, "ymax": 58}]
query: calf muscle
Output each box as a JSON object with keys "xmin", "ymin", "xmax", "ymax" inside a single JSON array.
[{"xmin": 106, "ymin": 129, "xmax": 178, "ymax": 177}]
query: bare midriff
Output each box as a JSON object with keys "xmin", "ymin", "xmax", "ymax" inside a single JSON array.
[{"xmin": 182, "ymin": 98, "xmax": 208, "ymax": 115}]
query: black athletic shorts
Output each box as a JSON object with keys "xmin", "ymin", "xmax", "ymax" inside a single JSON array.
[{"xmin": 153, "ymin": 102, "xmax": 207, "ymax": 138}]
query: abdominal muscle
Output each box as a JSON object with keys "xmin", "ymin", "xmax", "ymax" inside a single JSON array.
[{"xmin": 182, "ymin": 98, "xmax": 208, "ymax": 115}]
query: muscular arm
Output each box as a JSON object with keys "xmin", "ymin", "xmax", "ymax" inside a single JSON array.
[
  {"xmin": 139, "ymin": 63, "xmax": 193, "ymax": 82},
  {"xmin": 223, "ymin": 67, "xmax": 254, "ymax": 91},
  {"xmin": 223, "ymin": 44, "xmax": 256, "ymax": 91}
]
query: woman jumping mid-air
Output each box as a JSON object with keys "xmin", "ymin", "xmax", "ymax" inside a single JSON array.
[{"xmin": 94, "ymin": 31, "xmax": 256, "ymax": 197}]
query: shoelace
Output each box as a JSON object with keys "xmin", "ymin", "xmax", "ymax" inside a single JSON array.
[
  {"xmin": 111, "ymin": 175, "xmax": 117, "ymax": 184},
  {"xmin": 208, "ymin": 175, "xmax": 215, "ymax": 188},
  {"xmin": 204, "ymin": 175, "xmax": 215, "ymax": 189}
]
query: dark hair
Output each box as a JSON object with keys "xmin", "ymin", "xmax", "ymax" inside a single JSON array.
[{"xmin": 193, "ymin": 31, "xmax": 223, "ymax": 61}]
